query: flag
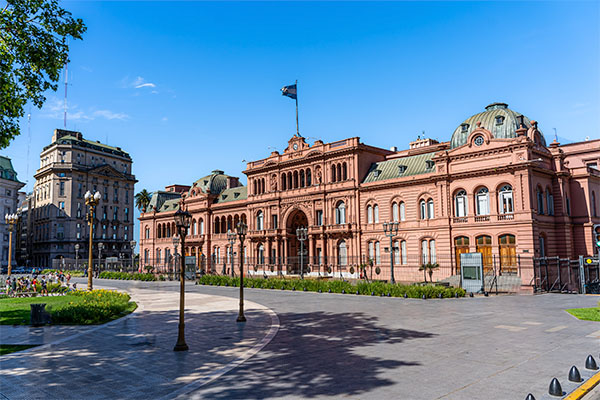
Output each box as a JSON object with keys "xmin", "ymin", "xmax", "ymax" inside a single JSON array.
[{"xmin": 281, "ymin": 84, "xmax": 297, "ymax": 100}]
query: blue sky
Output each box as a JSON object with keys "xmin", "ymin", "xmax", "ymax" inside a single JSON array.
[{"xmin": 4, "ymin": 1, "xmax": 599, "ymax": 242}]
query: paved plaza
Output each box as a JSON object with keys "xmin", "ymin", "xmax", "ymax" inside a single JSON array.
[{"xmin": 1, "ymin": 278, "xmax": 599, "ymax": 399}]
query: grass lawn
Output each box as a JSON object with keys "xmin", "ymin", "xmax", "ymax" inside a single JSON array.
[
  {"xmin": 566, "ymin": 306, "xmax": 600, "ymax": 322},
  {"xmin": 0, "ymin": 344, "xmax": 38, "ymax": 356},
  {"xmin": 0, "ymin": 291, "xmax": 136, "ymax": 325}
]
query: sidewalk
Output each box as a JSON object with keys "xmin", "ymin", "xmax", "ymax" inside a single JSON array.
[{"xmin": 0, "ymin": 283, "xmax": 278, "ymax": 400}]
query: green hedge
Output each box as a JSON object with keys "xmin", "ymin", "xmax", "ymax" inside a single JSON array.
[
  {"xmin": 49, "ymin": 289, "xmax": 136, "ymax": 324},
  {"xmin": 197, "ymin": 275, "xmax": 465, "ymax": 299},
  {"xmin": 40, "ymin": 269, "xmax": 85, "ymax": 277},
  {"xmin": 99, "ymin": 271, "xmax": 157, "ymax": 281}
]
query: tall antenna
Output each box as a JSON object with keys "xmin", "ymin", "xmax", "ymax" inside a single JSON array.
[
  {"xmin": 63, "ymin": 60, "xmax": 68, "ymax": 128},
  {"xmin": 26, "ymin": 108, "xmax": 31, "ymax": 188}
]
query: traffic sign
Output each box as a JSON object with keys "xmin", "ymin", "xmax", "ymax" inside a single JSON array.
[{"xmin": 583, "ymin": 256, "xmax": 599, "ymax": 266}]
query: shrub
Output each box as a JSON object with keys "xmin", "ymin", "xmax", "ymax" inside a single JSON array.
[
  {"xmin": 49, "ymin": 289, "xmax": 135, "ymax": 325},
  {"xmin": 197, "ymin": 274, "xmax": 465, "ymax": 298},
  {"xmin": 99, "ymin": 271, "xmax": 156, "ymax": 281}
]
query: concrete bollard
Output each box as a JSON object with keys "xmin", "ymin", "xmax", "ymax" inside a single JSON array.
[
  {"xmin": 548, "ymin": 378, "xmax": 563, "ymax": 397},
  {"xmin": 568, "ymin": 366, "xmax": 582, "ymax": 382},
  {"xmin": 387, "ymin": 292, "xmax": 391, "ymax": 297},
  {"xmin": 484, "ymin": 291, "xmax": 489, "ymax": 297},
  {"xmin": 404, "ymin": 293, "xmax": 408, "ymax": 298},
  {"xmin": 328, "ymin": 289, "xmax": 332, "ymax": 293},
  {"xmin": 422, "ymin": 294, "xmax": 426, "ymax": 300},
  {"xmin": 437, "ymin": 293, "xmax": 443, "ymax": 299},
  {"xmin": 371, "ymin": 291, "xmax": 375, "ymax": 296},
  {"xmin": 469, "ymin": 292, "xmax": 474, "ymax": 297},
  {"xmin": 525, "ymin": 394, "xmax": 535, "ymax": 400},
  {"xmin": 292, "ymin": 287, "xmax": 295, "ymax": 291},
  {"xmin": 318, "ymin": 289, "xmax": 322, "ymax": 293},
  {"xmin": 303, "ymin": 287, "xmax": 307, "ymax": 292},
  {"xmin": 454, "ymin": 292, "xmax": 459, "ymax": 298},
  {"xmin": 356, "ymin": 290, "xmax": 359, "ymax": 295},
  {"xmin": 341, "ymin": 289, "xmax": 345, "ymax": 294},
  {"xmin": 586, "ymin": 355, "xmax": 598, "ymax": 370}
]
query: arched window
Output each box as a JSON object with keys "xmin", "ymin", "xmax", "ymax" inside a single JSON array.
[
  {"xmin": 144, "ymin": 249, "xmax": 149, "ymax": 264},
  {"xmin": 338, "ymin": 240, "xmax": 347, "ymax": 266},
  {"xmin": 400, "ymin": 202, "xmax": 406, "ymax": 221},
  {"xmin": 331, "ymin": 165, "xmax": 337, "ymax": 182},
  {"xmin": 546, "ymin": 189, "xmax": 554, "ymax": 216},
  {"xmin": 427, "ymin": 199, "xmax": 434, "ymax": 219},
  {"xmin": 258, "ymin": 244, "xmax": 265, "ymax": 265},
  {"xmin": 342, "ymin": 162, "xmax": 348, "ymax": 180},
  {"xmin": 455, "ymin": 190, "xmax": 468, "ymax": 217},
  {"xmin": 156, "ymin": 248, "xmax": 161, "ymax": 264},
  {"xmin": 420, "ymin": 200, "xmax": 426, "ymax": 220},
  {"xmin": 392, "ymin": 202, "xmax": 399, "ymax": 222},
  {"xmin": 166, "ymin": 224, "xmax": 171, "ymax": 238},
  {"xmin": 192, "ymin": 219, "xmax": 197, "ymax": 235},
  {"xmin": 221, "ymin": 217, "xmax": 226, "ymax": 234},
  {"xmin": 293, "ymin": 171, "xmax": 299, "ymax": 189},
  {"xmin": 401, "ymin": 240, "xmax": 407, "ymax": 265},
  {"xmin": 429, "ymin": 240, "xmax": 436, "ymax": 263},
  {"xmin": 217, "ymin": 247, "xmax": 221, "ymax": 263},
  {"xmin": 421, "ymin": 240, "xmax": 429, "ymax": 263},
  {"xmin": 593, "ymin": 191, "xmax": 598, "ymax": 217},
  {"xmin": 256, "ymin": 211, "xmax": 264, "ymax": 231},
  {"xmin": 393, "ymin": 240, "xmax": 400, "ymax": 265},
  {"xmin": 476, "ymin": 187, "xmax": 490, "ymax": 215},
  {"xmin": 537, "ymin": 187, "xmax": 544, "ymax": 214},
  {"xmin": 374, "ymin": 204, "xmax": 379, "ymax": 223},
  {"xmin": 287, "ymin": 172, "xmax": 292, "ymax": 189},
  {"xmin": 337, "ymin": 164, "xmax": 342, "ymax": 182},
  {"xmin": 214, "ymin": 217, "xmax": 220, "ymax": 234},
  {"xmin": 476, "ymin": 235, "xmax": 492, "ymax": 270},
  {"xmin": 375, "ymin": 241, "xmax": 381, "ymax": 265},
  {"xmin": 335, "ymin": 201, "xmax": 346, "ymax": 224},
  {"xmin": 367, "ymin": 205, "xmax": 373, "ymax": 224},
  {"xmin": 538, "ymin": 235, "xmax": 546, "ymax": 258},
  {"xmin": 498, "ymin": 185, "xmax": 513, "ymax": 214},
  {"xmin": 300, "ymin": 169, "xmax": 305, "ymax": 187},
  {"xmin": 145, "ymin": 226, "xmax": 150, "ymax": 239},
  {"xmin": 262, "ymin": 178, "xmax": 266, "ymax": 193},
  {"xmin": 281, "ymin": 173, "xmax": 287, "ymax": 191},
  {"xmin": 199, "ymin": 219, "xmax": 204, "ymax": 235},
  {"xmin": 306, "ymin": 169, "xmax": 312, "ymax": 186},
  {"xmin": 368, "ymin": 241, "xmax": 374, "ymax": 262}
]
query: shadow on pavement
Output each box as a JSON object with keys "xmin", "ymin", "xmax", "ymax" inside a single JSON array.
[{"xmin": 196, "ymin": 310, "xmax": 434, "ymax": 399}]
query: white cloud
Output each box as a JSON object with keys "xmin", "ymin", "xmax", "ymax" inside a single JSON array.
[
  {"xmin": 130, "ymin": 76, "xmax": 156, "ymax": 89},
  {"xmin": 161, "ymin": 117, "xmax": 168, "ymax": 122},
  {"xmin": 93, "ymin": 110, "xmax": 129, "ymax": 120},
  {"xmin": 136, "ymin": 82, "xmax": 156, "ymax": 89}
]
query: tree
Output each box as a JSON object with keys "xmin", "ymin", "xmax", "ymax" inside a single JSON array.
[
  {"xmin": 1, "ymin": 0, "xmax": 86, "ymax": 148},
  {"xmin": 419, "ymin": 262, "xmax": 440, "ymax": 283},
  {"xmin": 135, "ymin": 189, "xmax": 152, "ymax": 212}
]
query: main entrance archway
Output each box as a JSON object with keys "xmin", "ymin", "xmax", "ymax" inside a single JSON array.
[{"xmin": 286, "ymin": 209, "xmax": 309, "ymax": 274}]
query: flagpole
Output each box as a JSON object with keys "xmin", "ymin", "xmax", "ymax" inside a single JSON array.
[{"xmin": 295, "ymin": 80, "xmax": 299, "ymax": 136}]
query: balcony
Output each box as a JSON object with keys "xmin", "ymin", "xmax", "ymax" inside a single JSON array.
[
  {"xmin": 453, "ymin": 217, "xmax": 468, "ymax": 223},
  {"xmin": 474, "ymin": 216, "xmax": 490, "ymax": 222},
  {"xmin": 498, "ymin": 213, "xmax": 514, "ymax": 221}
]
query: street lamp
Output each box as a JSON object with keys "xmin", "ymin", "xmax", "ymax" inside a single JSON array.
[
  {"xmin": 173, "ymin": 207, "xmax": 192, "ymax": 352},
  {"xmin": 75, "ymin": 243, "xmax": 80, "ymax": 271},
  {"xmin": 84, "ymin": 190, "xmax": 101, "ymax": 290},
  {"xmin": 296, "ymin": 226, "xmax": 308, "ymax": 279},
  {"xmin": 227, "ymin": 229, "xmax": 236, "ymax": 277},
  {"xmin": 98, "ymin": 242, "xmax": 104, "ymax": 277},
  {"xmin": 172, "ymin": 235, "xmax": 180, "ymax": 280},
  {"xmin": 4, "ymin": 213, "xmax": 18, "ymax": 277},
  {"xmin": 383, "ymin": 221, "xmax": 399, "ymax": 284},
  {"xmin": 130, "ymin": 240, "xmax": 136, "ymax": 273},
  {"xmin": 235, "ymin": 221, "xmax": 247, "ymax": 322}
]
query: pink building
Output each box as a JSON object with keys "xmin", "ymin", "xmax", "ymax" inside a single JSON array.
[{"xmin": 139, "ymin": 103, "xmax": 600, "ymax": 288}]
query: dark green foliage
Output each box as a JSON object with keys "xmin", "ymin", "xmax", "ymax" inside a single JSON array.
[
  {"xmin": 1, "ymin": 0, "xmax": 86, "ymax": 148},
  {"xmin": 197, "ymin": 275, "xmax": 466, "ymax": 299},
  {"xmin": 99, "ymin": 271, "xmax": 157, "ymax": 281}
]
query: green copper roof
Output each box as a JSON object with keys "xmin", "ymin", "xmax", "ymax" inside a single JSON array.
[
  {"xmin": 362, "ymin": 152, "xmax": 437, "ymax": 183},
  {"xmin": 450, "ymin": 103, "xmax": 546, "ymax": 149},
  {"xmin": 214, "ymin": 186, "xmax": 247, "ymax": 203},
  {"xmin": 191, "ymin": 170, "xmax": 235, "ymax": 195},
  {"xmin": 148, "ymin": 191, "xmax": 181, "ymax": 212},
  {"xmin": 0, "ymin": 156, "xmax": 23, "ymax": 183},
  {"xmin": 158, "ymin": 199, "xmax": 180, "ymax": 212}
]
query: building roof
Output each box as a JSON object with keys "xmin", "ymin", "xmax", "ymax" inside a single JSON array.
[
  {"xmin": 147, "ymin": 191, "xmax": 181, "ymax": 213},
  {"xmin": 0, "ymin": 156, "xmax": 23, "ymax": 183},
  {"xmin": 450, "ymin": 103, "xmax": 546, "ymax": 149},
  {"xmin": 362, "ymin": 152, "xmax": 437, "ymax": 183},
  {"xmin": 214, "ymin": 186, "xmax": 247, "ymax": 203},
  {"xmin": 157, "ymin": 198, "xmax": 180, "ymax": 213},
  {"xmin": 50, "ymin": 133, "xmax": 131, "ymax": 159},
  {"xmin": 191, "ymin": 170, "xmax": 235, "ymax": 195}
]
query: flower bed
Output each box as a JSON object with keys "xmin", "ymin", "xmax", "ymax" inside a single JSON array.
[
  {"xmin": 99, "ymin": 271, "xmax": 157, "ymax": 281},
  {"xmin": 197, "ymin": 275, "xmax": 465, "ymax": 298}
]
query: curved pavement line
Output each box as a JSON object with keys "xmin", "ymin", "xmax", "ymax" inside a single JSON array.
[
  {"xmin": 0, "ymin": 289, "xmax": 146, "ymax": 360},
  {"xmin": 160, "ymin": 306, "xmax": 280, "ymax": 400}
]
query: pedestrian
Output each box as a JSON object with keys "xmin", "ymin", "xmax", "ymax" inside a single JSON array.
[{"xmin": 66, "ymin": 273, "xmax": 71, "ymax": 286}]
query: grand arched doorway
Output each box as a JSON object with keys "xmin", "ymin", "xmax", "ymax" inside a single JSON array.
[{"xmin": 286, "ymin": 209, "xmax": 309, "ymax": 274}]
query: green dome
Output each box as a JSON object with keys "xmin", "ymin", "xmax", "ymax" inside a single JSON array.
[{"xmin": 450, "ymin": 103, "xmax": 546, "ymax": 149}]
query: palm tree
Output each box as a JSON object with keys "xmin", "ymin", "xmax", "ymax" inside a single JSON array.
[
  {"xmin": 135, "ymin": 189, "xmax": 152, "ymax": 212},
  {"xmin": 419, "ymin": 262, "xmax": 440, "ymax": 283}
]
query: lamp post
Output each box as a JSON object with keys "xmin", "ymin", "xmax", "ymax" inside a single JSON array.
[
  {"xmin": 173, "ymin": 207, "xmax": 192, "ymax": 351},
  {"xmin": 98, "ymin": 242, "xmax": 104, "ymax": 277},
  {"xmin": 296, "ymin": 226, "xmax": 308, "ymax": 279},
  {"xmin": 84, "ymin": 190, "xmax": 101, "ymax": 290},
  {"xmin": 227, "ymin": 229, "xmax": 236, "ymax": 277},
  {"xmin": 75, "ymin": 243, "xmax": 80, "ymax": 271},
  {"xmin": 5, "ymin": 213, "xmax": 18, "ymax": 277},
  {"xmin": 130, "ymin": 240, "xmax": 136, "ymax": 273},
  {"xmin": 383, "ymin": 221, "xmax": 399, "ymax": 284},
  {"xmin": 235, "ymin": 221, "xmax": 247, "ymax": 322},
  {"xmin": 172, "ymin": 235, "xmax": 180, "ymax": 280}
]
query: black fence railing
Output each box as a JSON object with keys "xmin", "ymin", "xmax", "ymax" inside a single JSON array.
[{"xmin": 532, "ymin": 256, "xmax": 600, "ymax": 294}]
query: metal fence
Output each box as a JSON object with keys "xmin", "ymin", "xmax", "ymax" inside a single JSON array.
[{"xmin": 532, "ymin": 256, "xmax": 600, "ymax": 294}]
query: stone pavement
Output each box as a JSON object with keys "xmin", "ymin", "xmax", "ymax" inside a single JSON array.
[{"xmin": 0, "ymin": 282, "xmax": 278, "ymax": 400}]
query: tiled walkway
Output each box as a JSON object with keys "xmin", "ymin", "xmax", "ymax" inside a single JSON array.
[{"xmin": 0, "ymin": 284, "xmax": 278, "ymax": 400}]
